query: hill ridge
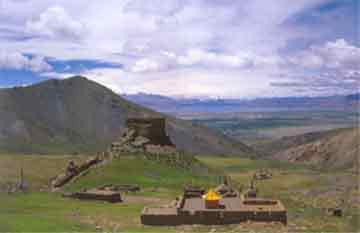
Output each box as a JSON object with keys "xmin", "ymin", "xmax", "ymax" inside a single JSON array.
[
  {"xmin": 271, "ymin": 127, "xmax": 359, "ymax": 169},
  {"xmin": 0, "ymin": 76, "xmax": 254, "ymax": 156}
]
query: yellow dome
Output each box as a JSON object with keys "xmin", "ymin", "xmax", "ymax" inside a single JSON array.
[{"xmin": 202, "ymin": 189, "xmax": 221, "ymax": 201}]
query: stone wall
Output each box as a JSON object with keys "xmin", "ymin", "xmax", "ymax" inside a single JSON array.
[
  {"xmin": 126, "ymin": 118, "xmax": 173, "ymax": 146},
  {"xmin": 63, "ymin": 190, "xmax": 122, "ymax": 203},
  {"xmin": 141, "ymin": 193, "xmax": 287, "ymax": 226},
  {"xmin": 141, "ymin": 209, "xmax": 287, "ymax": 225}
]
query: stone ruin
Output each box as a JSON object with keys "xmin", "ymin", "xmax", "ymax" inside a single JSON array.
[
  {"xmin": 63, "ymin": 187, "xmax": 122, "ymax": 203},
  {"xmin": 110, "ymin": 118, "xmax": 176, "ymax": 155},
  {"xmin": 183, "ymin": 185, "xmax": 205, "ymax": 198},
  {"xmin": 326, "ymin": 207, "xmax": 343, "ymax": 217},
  {"xmin": 244, "ymin": 179, "xmax": 257, "ymax": 198},
  {"xmin": 127, "ymin": 118, "xmax": 173, "ymax": 146},
  {"xmin": 98, "ymin": 184, "xmax": 140, "ymax": 193},
  {"xmin": 1, "ymin": 168, "xmax": 29, "ymax": 194},
  {"xmin": 141, "ymin": 182, "xmax": 287, "ymax": 226},
  {"xmin": 108, "ymin": 117, "xmax": 197, "ymax": 168},
  {"xmin": 50, "ymin": 156, "xmax": 103, "ymax": 188},
  {"xmin": 214, "ymin": 178, "xmax": 239, "ymax": 198},
  {"xmin": 253, "ymin": 169, "xmax": 272, "ymax": 180},
  {"xmin": 62, "ymin": 183, "xmax": 141, "ymax": 202}
]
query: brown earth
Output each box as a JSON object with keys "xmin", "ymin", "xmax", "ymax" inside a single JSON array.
[{"xmin": 272, "ymin": 128, "xmax": 359, "ymax": 169}]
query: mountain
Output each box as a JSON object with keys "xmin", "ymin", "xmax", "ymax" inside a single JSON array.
[
  {"xmin": 0, "ymin": 76, "xmax": 254, "ymax": 156},
  {"xmin": 124, "ymin": 93, "xmax": 360, "ymax": 114},
  {"xmin": 271, "ymin": 128, "xmax": 359, "ymax": 169}
]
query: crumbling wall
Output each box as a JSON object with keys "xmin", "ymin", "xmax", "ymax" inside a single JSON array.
[
  {"xmin": 110, "ymin": 118, "xmax": 176, "ymax": 155},
  {"xmin": 126, "ymin": 118, "xmax": 173, "ymax": 146},
  {"xmin": 63, "ymin": 190, "xmax": 122, "ymax": 203},
  {"xmin": 50, "ymin": 156, "xmax": 103, "ymax": 188}
]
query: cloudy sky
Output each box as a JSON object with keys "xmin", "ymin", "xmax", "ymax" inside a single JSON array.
[{"xmin": 0, "ymin": 0, "xmax": 358, "ymax": 98}]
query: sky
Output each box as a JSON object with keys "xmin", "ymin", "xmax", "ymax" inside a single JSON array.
[{"xmin": 0, "ymin": 0, "xmax": 358, "ymax": 98}]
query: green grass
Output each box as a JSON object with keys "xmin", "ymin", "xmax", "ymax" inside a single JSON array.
[
  {"xmin": 0, "ymin": 192, "xmax": 95, "ymax": 232},
  {"xmin": 198, "ymin": 156, "xmax": 311, "ymax": 172},
  {"xmin": 0, "ymin": 154, "xmax": 89, "ymax": 189},
  {"xmin": 1, "ymin": 154, "xmax": 358, "ymax": 232},
  {"xmin": 0, "ymin": 191, "xmax": 177, "ymax": 232},
  {"xmin": 0, "ymin": 154, "xmax": 220, "ymax": 232},
  {"xmin": 65, "ymin": 155, "xmax": 218, "ymax": 193},
  {"xmin": 198, "ymin": 156, "xmax": 359, "ymax": 232}
]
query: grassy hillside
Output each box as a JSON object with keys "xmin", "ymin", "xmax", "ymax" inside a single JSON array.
[
  {"xmin": 272, "ymin": 128, "xmax": 359, "ymax": 169},
  {"xmin": 0, "ymin": 76, "xmax": 254, "ymax": 156},
  {"xmin": 198, "ymin": 157, "xmax": 359, "ymax": 232},
  {"xmin": 0, "ymin": 154, "xmax": 221, "ymax": 232},
  {"xmin": 1, "ymin": 154, "xmax": 358, "ymax": 232},
  {"xmin": 254, "ymin": 127, "xmax": 352, "ymax": 157},
  {"xmin": 0, "ymin": 154, "xmax": 88, "ymax": 190},
  {"xmin": 64, "ymin": 155, "xmax": 219, "ymax": 193}
]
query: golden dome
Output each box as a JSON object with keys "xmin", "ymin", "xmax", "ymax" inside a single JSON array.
[{"xmin": 202, "ymin": 189, "xmax": 222, "ymax": 201}]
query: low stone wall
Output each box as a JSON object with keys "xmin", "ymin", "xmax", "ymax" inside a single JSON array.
[
  {"xmin": 141, "ymin": 184, "xmax": 287, "ymax": 226},
  {"xmin": 63, "ymin": 190, "xmax": 122, "ymax": 203},
  {"xmin": 141, "ymin": 208, "xmax": 287, "ymax": 226},
  {"xmin": 243, "ymin": 199, "xmax": 278, "ymax": 205},
  {"xmin": 140, "ymin": 213, "xmax": 183, "ymax": 226}
]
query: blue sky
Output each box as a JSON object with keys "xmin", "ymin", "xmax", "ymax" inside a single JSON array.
[{"xmin": 0, "ymin": 0, "xmax": 358, "ymax": 98}]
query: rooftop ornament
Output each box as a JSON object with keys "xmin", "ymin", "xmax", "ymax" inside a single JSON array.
[{"xmin": 203, "ymin": 189, "xmax": 222, "ymax": 209}]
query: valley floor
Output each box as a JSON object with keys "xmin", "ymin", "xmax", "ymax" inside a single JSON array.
[{"xmin": 0, "ymin": 154, "xmax": 358, "ymax": 232}]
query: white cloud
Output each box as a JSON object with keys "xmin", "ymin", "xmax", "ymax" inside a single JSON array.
[
  {"xmin": 0, "ymin": 52, "xmax": 28, "ymax": 70},
  {"xmin": 177, "ymin": 49, "xmax": 283, "ymax": 69},
  {"xmin": 288, "ymin": 52, "xmax": 324, "ymax": 69},
  {"xmin": 0, "ymin": 51, "xmax": 52, "ymax": 72},
  {"xmin": 79, "ymin": 66, "xmax": 274, "ymax": 98},
  {"xmin": 25, "ymin": 6, "xmax": 86, "ymax": 40},
  {"xmin": 127, "ymin": 49, "xmax": 281, "ymax": 74},
  {"xmin": 40, "ymin": 71, "xmax": 75, "ymax": 79},
  {"xmin": 177, "ymin": 49, "xmax": 242, "ymax": 67},
  {"xmin": 0, "ymin": 0, "xmax": 357, "ymax": 97},
  {"xmin": 288, "ymin": 39, "xmax": 360, "ymax": 70},
  {"xmin": 316, "ymin": 39, "xmax": 360, "ymax": 70},
  {"xmin": 130, "ymin": 58, "xmax": 160, "ymax": 73}
]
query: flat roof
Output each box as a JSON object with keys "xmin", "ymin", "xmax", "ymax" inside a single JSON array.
[
  {"xmin": 182, "ymin": 198, "xmax": 286, "ymax": 212},
  {"xmin": 84, "ymin": 189, "xmax": 120, "ymax": 196},
  {"xmin": 142, "ymin": 207, "xmax": 178, "ymax": 215}
]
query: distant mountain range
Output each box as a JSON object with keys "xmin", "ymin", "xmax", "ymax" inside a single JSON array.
[
  {"xmin": 123, "ymin": 93, "xmax": 360, "ymax": 113},
  {"xmin": 0, "ymin": 76, "xmax": 253, "ymax": 156}
]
